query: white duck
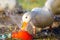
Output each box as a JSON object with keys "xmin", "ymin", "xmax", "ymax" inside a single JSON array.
[
  {"xmin": 0, "ymin": 0, "xmax": 16, "ymax": 11},
  {"xmin": 45, "ymin": 0, "xmax": 60, "ymax": 15},
  {"xmin": 0, "ymin": 0, "xmax": 21, "ymax": 17},
  {"xmin": 21, "ymin": 7, "xmax": 54, "ymax": 34}
]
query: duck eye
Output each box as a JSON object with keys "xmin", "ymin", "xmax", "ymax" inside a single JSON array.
[{"xmin": 25, "ymin": 16, "xmax": 27, "ymax": 18}]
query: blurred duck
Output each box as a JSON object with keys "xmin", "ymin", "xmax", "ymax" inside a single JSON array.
[
  {"xmin": 21, "ymin": 7, "xmax": 54, "ymax": 34},
  {"xmin": 0, "ymin": 0, "xmax": 24, "ymax": 17},
  {"xmin": 45, "ymin": 0, "xmax": 60, "ymax": 15}
]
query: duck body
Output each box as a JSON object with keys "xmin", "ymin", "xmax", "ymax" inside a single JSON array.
[{"xmin": 31, "ymin": 7, "xmax": 54, "ymax": 28}]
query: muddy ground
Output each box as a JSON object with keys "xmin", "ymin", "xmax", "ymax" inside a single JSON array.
[{"xmin": 0, "ymin": 13, "xmax": 60, "ymax": 40}]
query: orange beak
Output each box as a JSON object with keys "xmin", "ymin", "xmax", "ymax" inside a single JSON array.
[{"xmin": 21, "ymin": 22, "xmax": 28, "ymax": 30}]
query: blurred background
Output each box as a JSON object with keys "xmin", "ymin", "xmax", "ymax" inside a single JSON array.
[
  {"xmin": 0, "ymin": 0, "xmax": 60, "ymax": 40},
  {"xmin": 18, "ymin": 0, "xmax": 46, "ymax": 10}
]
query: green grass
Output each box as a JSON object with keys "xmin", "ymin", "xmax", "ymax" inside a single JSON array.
[{"xmin": 18, "ymin": 0, "xmax": 46, "ymax": 10}]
